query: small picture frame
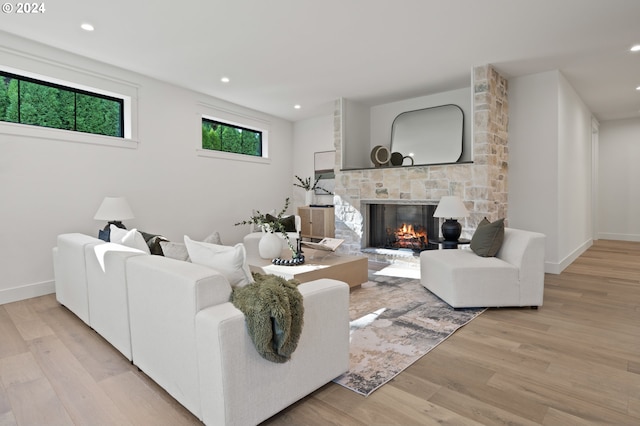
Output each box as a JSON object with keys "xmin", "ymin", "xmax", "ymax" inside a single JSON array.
[{"xmin": 314, "ymin": 150, "xmax": 335, "ymax": 195}]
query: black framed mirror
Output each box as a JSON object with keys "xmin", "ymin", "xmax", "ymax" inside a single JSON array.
[{"xmin": 390, "ymin": 104, "xmax": 464, "ymax": 166}]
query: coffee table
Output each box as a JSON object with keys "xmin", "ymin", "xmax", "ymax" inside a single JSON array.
[{"xmin": 247, "ymin": 248, "xmax": 368, "ymax": 288}]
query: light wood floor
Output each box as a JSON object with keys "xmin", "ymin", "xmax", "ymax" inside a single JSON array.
[{"xmin": 1, "ymin": 240, "xmax": 639, "ymax": 425}]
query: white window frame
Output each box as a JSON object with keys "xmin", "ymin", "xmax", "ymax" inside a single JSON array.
[
  {"xmin": 0, "ymin": 63, "xmax": 138, "ymax": 149},
  {"xmin": 197, "ymin": 102, "xmax": 271, "ymax": 164}
]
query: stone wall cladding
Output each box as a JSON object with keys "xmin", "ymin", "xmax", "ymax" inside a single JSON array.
[{"xmin": 333, "ymin": 65, "xmax": 509, "ymax": 257}]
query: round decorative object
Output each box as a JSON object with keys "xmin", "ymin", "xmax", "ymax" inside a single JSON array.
[
  {"xmin": 272, "ymin": 253, "xmax": 305, "ymax": 266},
  {"xmin": 370, "ymin": 145, "xmax": 390, "ymax": 167},
  {"xmin": 390, "ymin": 151, "xmax": 404, "ymax": 166},
  {"xmin": 258, "ymin": 232, "xmax": 282, "ymax": 259}
]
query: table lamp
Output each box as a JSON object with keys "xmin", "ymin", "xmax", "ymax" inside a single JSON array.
[
  {"xmin": 433, "ymin": 195, "xmax": 469, "ymax": 241},
  {"xmin": 94, "ymin": 197, "xmax": 135, "ymax": 230}
]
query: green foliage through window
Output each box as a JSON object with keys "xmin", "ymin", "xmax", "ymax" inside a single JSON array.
[
  {"xmin": 202, "ymin": 118, "xmax": 262, "ymax": 157},
  {"xmin": 0, "ymin": 71, "xmax": 124, "ymax": 137}
]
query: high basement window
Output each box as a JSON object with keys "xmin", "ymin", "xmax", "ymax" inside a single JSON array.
[
  {"xmin": 201, "ymin": 117, "xmax": 263, "ymax": 157},
  {"xmin": 0, "ymin": 70, "xmax": 124, "ymax": 138}
]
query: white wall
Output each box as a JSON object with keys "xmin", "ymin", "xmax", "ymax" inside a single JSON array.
[
  {"xmin": 557, "ymin": 73, "xmax": 594, "ymax": 263},
  {"xmin": 342, "ymin": 98, "xmax": 371, "ymax": 169},
  {"xmin": 0, "ymin": 34, "xmax": 295, "ymax": 304},
  {"xmin": 370, "ymin": 87, "xmax": 472, "ymax": 162},
  {"xmin": 508, "ymin": 71, "xmax": 559, "ymax": 263},
  {"xmin": 508, "ymin": 70, "xmax": 593, "ymax": 273},
  {"xmin": 598, "ymin": 117, "xmax": 640, "ymax": 241},
  {"xmin": 292, "ymin": 114, "xmax": 334, "ymax": 208}
]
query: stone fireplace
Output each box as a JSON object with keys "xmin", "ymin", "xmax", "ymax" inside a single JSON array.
[{"xmin": 331, "ymin": 65, "xmax": 509, "ymax": 262}]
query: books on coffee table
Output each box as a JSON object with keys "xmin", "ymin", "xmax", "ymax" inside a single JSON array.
[{"xmin": 301, "ymin": 238, "xmax": 344, "ymax": 252}]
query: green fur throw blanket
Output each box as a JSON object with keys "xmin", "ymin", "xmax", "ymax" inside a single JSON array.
[{"xmin": 231, "ymin": 273, "xmax": 304, "ymax": 363}]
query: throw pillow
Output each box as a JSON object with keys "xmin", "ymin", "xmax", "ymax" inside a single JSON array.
[
  {"xmin": 203, "ymin": 231, "xmax": 223, "ymax": 245},
  {"xmin": 159, "ymin": 241, "xmax": 190, "ymax": 261},
  {"xmin": 184, "ymin": 236, "xmax": 254, "ymax": 288},
  {"xmin": 109, "ymin": 225, "xmax": 151, "ymax": 255},
  {"xmin": 470, "ymin": 218, "xmax": 505, "ymax": 257},
  {"xmin": 98, "ymin": 225, "xmax": 111, "ymax": 242},
  {"xmin": 140, "ymin": 231, "xmax": 169, "ymax": 256},
  {"xmin": 265, "ymin": 214, "xmax": 297, "ymax": 232}
]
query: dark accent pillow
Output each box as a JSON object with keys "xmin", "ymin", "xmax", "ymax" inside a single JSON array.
[
  {"xmin": 98, "ymin": 228, "xmax": 110, "ymax": 242},
  {"xmin": 265, "ymin": 214, "xmax": 297, "ymax": 232},
  {"xmin": 140, "ymin": 231, "xmax": 169, "ymax": 256},
  {"xmin": 470, "ymin": 218, "xmax": 505, "ymax": 257}
]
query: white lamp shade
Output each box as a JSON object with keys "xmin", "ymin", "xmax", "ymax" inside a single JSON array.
[
  {"xmin": 94, "ymin": 197, "xmax": 135, "ymax": 221},
  {"xmin": 434, "ymin": 196, "xmax": 469, "ymax": 219}
]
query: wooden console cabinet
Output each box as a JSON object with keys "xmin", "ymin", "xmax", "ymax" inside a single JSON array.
[{"xmin": 298, "ymin": 206, "xmax": 335, "ymax": 240}]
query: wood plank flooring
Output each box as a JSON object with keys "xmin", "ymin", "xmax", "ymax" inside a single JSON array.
[{"xmin": 1, "ymin": 239, "xmax": 639, "ymax": 425}]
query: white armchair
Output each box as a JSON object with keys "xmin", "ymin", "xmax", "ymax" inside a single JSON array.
[{"xmin": 420, "ymin": 228, "xmax": 546, "ymax": 308}]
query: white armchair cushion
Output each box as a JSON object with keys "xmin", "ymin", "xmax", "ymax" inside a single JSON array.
[{"xmin": 184, "ymin": 236, "xmax": 254, "ymax": 287}]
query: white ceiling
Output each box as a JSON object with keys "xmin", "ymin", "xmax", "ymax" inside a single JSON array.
[{"xmin": 2, "ymin": 0, "xmax": 640, "ymax": 122}]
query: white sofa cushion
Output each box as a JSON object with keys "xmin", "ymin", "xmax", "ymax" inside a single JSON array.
[
  {"xmin": 85, "ymin": 243, "xmax": 146, "ymax": 360},
  {"xmin": 184, "ymin": 236, "xmax": 254, "ymax": 287},
  {"xmin": 53, "ymin": 233, "xmax": 105, "ymax": 325},
  {"xmin": 110, "ymin": 226, "xmax": 151, "ymax": 254}
]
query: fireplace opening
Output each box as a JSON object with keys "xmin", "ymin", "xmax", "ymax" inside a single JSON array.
[{"xmin": 367, "ymin": 203, "xmax": 439, "ymax": 252}]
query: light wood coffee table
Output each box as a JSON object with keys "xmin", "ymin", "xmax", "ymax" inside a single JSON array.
[{"xmin": 247, "ymin": 248, "xmax": 368, "ymax": 288}]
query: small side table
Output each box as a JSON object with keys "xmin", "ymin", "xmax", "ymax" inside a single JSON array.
[{"xmin": 431, "ymin": 238, "xmax": 471, "ymax": 250}]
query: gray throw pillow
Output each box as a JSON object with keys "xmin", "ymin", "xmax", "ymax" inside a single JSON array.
[
  {"xmin": 470, "ymin": 218, "xmax": 505, "ymax": 257},
  {"xmin": 159, "ymin": 241, "xmax": 190, "ymax": 261}
]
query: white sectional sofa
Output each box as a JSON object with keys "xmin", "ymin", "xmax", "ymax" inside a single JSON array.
[
  {"xmin": 420, "ymin": 228, "xmax": 546, "ymax": 308},
  {"xmin": 52, "ymin": 233, "xmax": 350, "ymax": 426}
]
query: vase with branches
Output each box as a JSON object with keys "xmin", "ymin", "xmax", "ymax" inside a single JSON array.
[
  {"xmin": 235, "ymin": 198, "xmax": 303, "ymax": 263},
  {"xmin": 294, "ymin": 175, "xmax": 332, "ymax": 205}
]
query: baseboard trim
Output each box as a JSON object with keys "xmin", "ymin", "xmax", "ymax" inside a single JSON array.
[
  {"xmin": 598, "ymin": 232, "xmax": 640, "ymax": 242},
  {"xmin": 0, "ymin": 280, "xmax": 55, "ymax": 305},
  {"xmin": 544, "ymin": 238, "xmax": 593, "ymax": 275}
]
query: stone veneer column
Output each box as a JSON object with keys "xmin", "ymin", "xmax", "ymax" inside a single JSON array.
[
  {"xmin": 470, "ymin": 64, "xmax": 509, "ymax": 225},
  {"xmin": 333, "ymin": 65, "xmax": 509, "ymax": 257}
]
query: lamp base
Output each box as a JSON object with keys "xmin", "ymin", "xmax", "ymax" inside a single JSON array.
[
  {"xmin": 104, "ymin": 221, "xmax": 126, "ymax": 230},
  {"xmin": 441, "ymin": 219, "xmax": 462, "ymax": 241},
  {"xmin": 98, "ymin": 221, "xmax": 127, "ymax": 242}
]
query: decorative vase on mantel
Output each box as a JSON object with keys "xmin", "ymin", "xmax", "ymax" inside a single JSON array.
[
  {"xmin": 258, "ymin": 232, "xmax": 282, "ymax": 259},
  {"xmin": 305, "ymin": 190, "xmax": 315, "ymax": 206}
]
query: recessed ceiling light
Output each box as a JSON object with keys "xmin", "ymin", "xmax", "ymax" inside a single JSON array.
[
  {"xmin": 636, "ymin": 85, "xmax": 640, "ymax": 91},
  {"xmin": 220, "ymin": 77, "xmax": 230, "ymax": 83},
  {"xmin": 81, "ymin": 23, "xmax": 94, "ymax": 31},
  {"xmin": 294, "ymin": 104, "xmax": 301, "ymax": 109},
  {"xmin": 630, "ymin": 44, "xmax": 640, "ymax": 52}
]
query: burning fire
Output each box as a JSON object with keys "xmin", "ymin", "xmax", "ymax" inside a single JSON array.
[{"xmin": 389, "ymin": 223, "xmax": 428, "ymax": 249}]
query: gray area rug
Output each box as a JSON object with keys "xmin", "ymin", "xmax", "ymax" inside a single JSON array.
[{"xmin": 333, "ymin": 271, "xmax": 485, "ymax": 396}]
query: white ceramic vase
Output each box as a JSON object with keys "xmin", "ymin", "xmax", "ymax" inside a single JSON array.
[
  {"xmin": 259, "ymin": 232, "xmax": 282, "ymax": 259},
  {"xmin": 305, "ymin": 190, "xmax": 315, "ymax": 206}
]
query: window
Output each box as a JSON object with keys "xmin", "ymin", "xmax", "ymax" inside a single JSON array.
[
  {"xmin": 202, "ymin": 118, "xmax": 262, "ymax": 157},
  {"xmin": 0, "ymin": 71, "xmax": 124, "ymax": 138}
]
